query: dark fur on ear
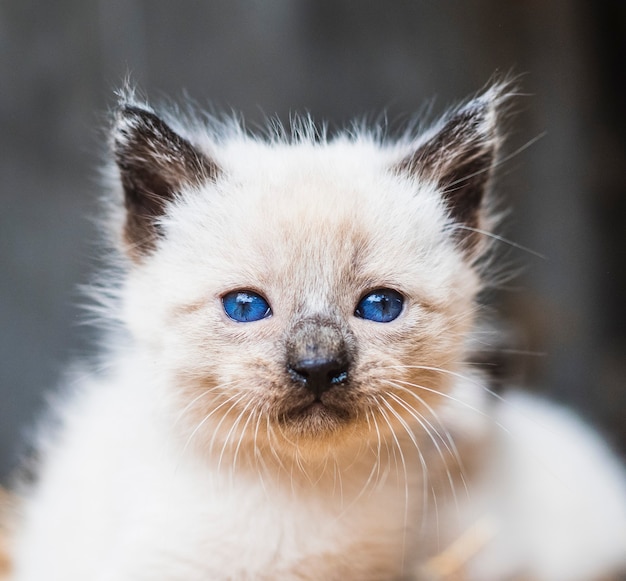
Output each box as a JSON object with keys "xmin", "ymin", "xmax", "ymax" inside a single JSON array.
[
  {"xmin": 396, "ymin": 82, "xmax": 513, "ymax": 253},
  {"xmin": 112, "ymin": 104, "xmax": 219, "ymax": 260}
]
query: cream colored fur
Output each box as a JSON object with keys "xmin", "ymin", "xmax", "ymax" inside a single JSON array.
[{"xmin": 8, "ymin": 84, "xmax": 626, "ymax": 580}]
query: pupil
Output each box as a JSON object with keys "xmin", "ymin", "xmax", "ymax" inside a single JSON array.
[
  {"xmin": 238, "ymin": 295, "xmax": 254, "ymax": 315},
  {"xmin": 222, "ymin": 290, "xmax": 271, "ymax": 323},
  {"xmin": 354, "ymin": 288, "xmax": 403, "ymax": 323}
]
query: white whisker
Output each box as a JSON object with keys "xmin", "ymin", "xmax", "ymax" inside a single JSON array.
[
  {"xmin": 383, "ymin": 380, "xmax": 469, "ymax": 500},
  {"xmin": 265, "ymin": 414, "xmax": 289, "ymax": 474},
  {"xmin": 179, "ymin": 392, "xmax": 245, "ymax": 461},
  {"xmin": 391, "ymin": 377, "xmax": 512, "ymax": 444},
  {"xmin": 385, "ymin": 389, "xmax": 460, "ymax": 518},
  {"xmin": 251, "ymin": 410, "xmax": 271, "ymax": 499},
  {"xmin": 383, "ymin": 363, "xmax": 508, "ymax": 406},
  {"xmin": 454, "ymin": 224, "xmax": 546, "ymax": 259},
  {"xmin": 379, "ymin": 395, "xmax": 430, "ymax": 535},
  {"xmin": 230, "ymin": 399, "xmax": 259, "ymax": 478},
  {"xmin": 172, "ymin": 380, "xmax": 238, "ymax": 430},
  {"xmin": 207, "ymin": 394, "xmax": 250, "ymax": 465},
  {"xmin": 376, "ymin": 397, "xmax": 409, "ymax": 572}
]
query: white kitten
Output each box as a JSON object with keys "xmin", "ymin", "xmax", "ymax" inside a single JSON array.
[{"xmin": 8, "ymin": 82, "xmax": 626, "ymax": 580}]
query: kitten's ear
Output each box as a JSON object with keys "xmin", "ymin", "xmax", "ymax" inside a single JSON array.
[
  {"xmin": 396, "ymin": 83, "xmax": 511, "ymax": 252},
  {"xmin": 112, "ymin": 103, "xmax": 219, "ymax": 259}
]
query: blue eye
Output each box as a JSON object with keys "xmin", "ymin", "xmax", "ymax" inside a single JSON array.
[
  {"xmin": 222, "ymin": 290, "xmax": 272, "ymax": 322},
  {"xmin": 355, "ymin": 289, "xmax": 404, "ymax": 323}
]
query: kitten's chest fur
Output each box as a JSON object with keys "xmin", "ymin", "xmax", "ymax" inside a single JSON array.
[{"xmin": 161, "ymin": 463, "xmax": 419, "ymax": 579}]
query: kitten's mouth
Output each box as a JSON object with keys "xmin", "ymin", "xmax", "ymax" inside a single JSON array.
[
  {"xmin": 280, "ymin": 397, "xmax": 352, "ymax": 433},
  {"xmin": 299, "ymin": 400, "xmax": 340, "ymax": 417}
]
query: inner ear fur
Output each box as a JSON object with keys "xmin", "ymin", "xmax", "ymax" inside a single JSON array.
[
  {"xmin": 395, "ymin": 83, "xmax": 511, "ymax": 253},
  {"xmin": 112, "ymin": 104, "xmax": 219, "ymax": 260}
]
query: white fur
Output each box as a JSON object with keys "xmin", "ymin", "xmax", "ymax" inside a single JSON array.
[
  {"xmin": 10, "ymin": 91, "xmax": 626, "ymax": 580},
  {"xmin": 457, "ymin": 390, "xmax": 626, "ymax": 581}
]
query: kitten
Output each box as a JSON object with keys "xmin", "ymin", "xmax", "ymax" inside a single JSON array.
[{"xmin": 7, "ymin": 82, "xmax": 626, "ymax": 581}]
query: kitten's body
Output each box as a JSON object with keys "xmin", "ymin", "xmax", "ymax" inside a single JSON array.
[{"xmin": 8, "ymin": 84, "xmax": 626, "ymax": 580}]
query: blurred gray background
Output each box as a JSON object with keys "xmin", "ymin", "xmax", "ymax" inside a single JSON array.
[{"xmin": 1, "ymin": 1, "xmax": 625, "ymax": 484}]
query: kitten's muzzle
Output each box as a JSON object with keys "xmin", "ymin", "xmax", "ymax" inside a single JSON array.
[
  {"xmin": 285, "ymin": 317, "xmax": 354, "ymax": 399},
  {"xmin": 288, "ymin": 357, "xmax": 349, "ymax": 398}
]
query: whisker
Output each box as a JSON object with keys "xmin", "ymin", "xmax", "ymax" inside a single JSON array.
[
  {"xmin": 431, "ymin": 484, "xmax": 441, "ymax": 554},
  {"xmin": 385, "ymin": 380, "xmax": 471, "ymax": 505},
  {"xmin": 265, "ymin": 414, "xmax": 289, "ymax": 474},
  {"xmin": 386, "ymin": 362, "xmax": 558, "ymax": 436},
  {"xmin": 385, "ymin": 389, "xmax": 461, "ymax": 521},
  {"xmin": 206, "ymin": 394, "xmax": 250, "ymax": 463},
  {"xmin": 480, "ymin": 348, "xmax": 545, "ymax": 357},
  {"xmin": 383, "ymin": 363, "xmax": 507, "ymax": 405},
  {"xmin": 334, "ymin": 412, "xmax": 385, "ymax": 519},
  {"xmin": 251, "ymin": 410, "xmax": 271, "ymax": 498},
  {"xmin": 367, "ymin": 408, "xmax": 384, "ymax": 491},
  {"xmin": 386, "ymin": 369, "xmax": 567, "ymax": 490},
  {"xmin": 229, "ymin": 399, "xmax": 259, "ymax": 479},
  {"xmin": 366, "ymin": 405, "xmax": 393, "ymax": 492},
  {"xmin": 385, "ymin": 381, "xmax": 461, "ymax": 464},
  {"xmin": 384, "ymin": 382, "xmax": 466, "ymax": 462},
  {"xmin": 365, "ymin": 410, "xmax": 383, "ymax": 492},
  {"xmin": 453, "ymin": 224, "xmax": 546, "ymax": 259},
  {"xmin": 376, "ymin": 397, "xmax": 409, "ymax": 571},
  {"xmin": 179, "ymin": 392, "xmax": 245, "ymax": 461},
  {"xmin": 382, "ymin": 375, "xmax": 512, "ymax": 448},
  {"xmin": 379, "ymin": 395, "xmax": 430, "ymax": 534},
  {"xmin": 335, "ymin": 454, "xmax": 344, "ymax": 508},
  {"xmin": 172, "ymin": 380, "xmax": 238, "ymax": 430},
  {"xmin": 294, "ymin": 446, "xmax": 310, "ymax": 488}
]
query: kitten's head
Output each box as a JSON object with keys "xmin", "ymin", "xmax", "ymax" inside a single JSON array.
[{"xmin": 109, "ymin": 83, "xmax": 510, "ymax": 461}]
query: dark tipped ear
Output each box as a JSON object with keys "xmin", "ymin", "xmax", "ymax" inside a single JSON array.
[
  {"xmin": 112, "ymin": 104, "xmax": 219, "ymax": 259},
  {"xmin": 396, "ymin": 84, "xmax": 510, "ymax": 251}
]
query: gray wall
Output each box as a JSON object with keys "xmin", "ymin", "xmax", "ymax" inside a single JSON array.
[{"xmin": 2, "ymin": 1, "xmax": 625, "ymax": 482}]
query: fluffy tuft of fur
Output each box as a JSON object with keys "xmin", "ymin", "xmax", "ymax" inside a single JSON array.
[{"xmin": 8, "ymin": 81, "xmax": 626, "ymax": 581}]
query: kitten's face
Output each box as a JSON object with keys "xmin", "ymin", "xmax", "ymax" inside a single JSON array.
[{"xmin": 113, "ymin": 86, "xmax": 505, "ymax": 458}]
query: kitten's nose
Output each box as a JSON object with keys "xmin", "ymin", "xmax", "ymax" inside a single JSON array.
[{"xmin": 288, "ymin": 357, "xmax": 349, "ymax": 397}]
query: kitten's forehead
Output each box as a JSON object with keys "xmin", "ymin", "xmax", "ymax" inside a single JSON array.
[{"xmin": 165, "ymin": 138, "xmax": 465, "ymax": 311}]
